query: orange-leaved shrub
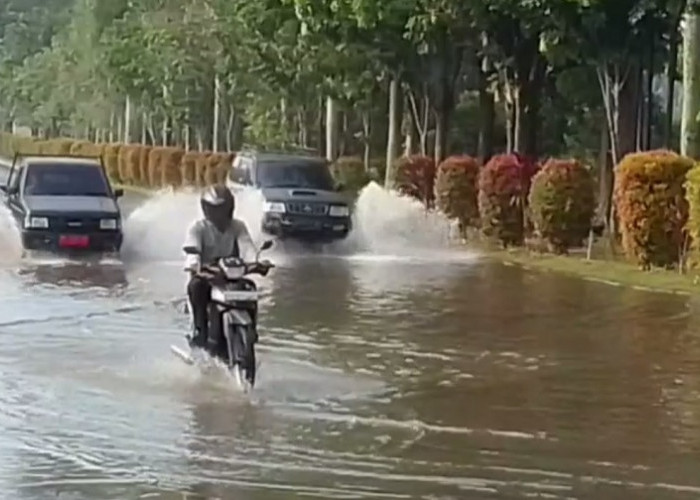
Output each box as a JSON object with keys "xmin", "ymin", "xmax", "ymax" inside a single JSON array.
[
  {"xmin": 528, "ymin": 158, "xmax": 595, "ymax": 253},
  {"xmin": 394, "ymin": 154, "xmax": 436, "ymax": 207},
  {"xmin": 614, "ymin": 150, "xmax": 694, "ymax": 269},
  {"xmin": 435, "ymin": 155, "xmax": 480, "ymax": 235},
  {"xmin": 477, "ymin": 153, "xmax": 536, "ymax": 247}
]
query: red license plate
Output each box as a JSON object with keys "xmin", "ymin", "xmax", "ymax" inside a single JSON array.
[{"xmin": 59, "ymin": 235, "xmax": 90, "ymax": 248}]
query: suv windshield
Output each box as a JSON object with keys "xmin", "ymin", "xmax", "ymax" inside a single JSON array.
[
  {"xmin": 23, "ymin": 162, "xmax": 110, "ymax": 196},
  {"xmin": 257, "ymin": 160, "xmax": 334, "ymax": 190}
]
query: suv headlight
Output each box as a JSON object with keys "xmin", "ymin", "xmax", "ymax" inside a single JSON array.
[
  {"xmin": 100, "ymin": 218, "xmax": 118, "ymax": 230},
  {"xmin": 24, "ymin": 216, "xmax": 48, "ymax": 228},
  {"xmin": 263, "ymin": 201, "xmax": 285, "ymax": 213},
  {"xmin": 329, "ymin": 205, "xmax": 349, "ymax": 217}
]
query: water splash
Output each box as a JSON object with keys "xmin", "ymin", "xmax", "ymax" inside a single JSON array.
[
  {"xmin": 121, "ymin": 187, "xmax": 268, "ymax": 264},
  {"xmin": 120, "ymin": 182, "xmax": 476, "ymax": 265},
  {"xmin": 0, "ymin": 204, "xmax": 23, "ymax": 265}
]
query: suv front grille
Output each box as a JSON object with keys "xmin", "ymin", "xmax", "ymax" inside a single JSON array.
[
  {"xmin": 286, "ymin": 202, "xmax": 328, "ymax": 215},
  {"xmin": 52, "ymin": 217, "xmax": 101, "ymax": 231}
]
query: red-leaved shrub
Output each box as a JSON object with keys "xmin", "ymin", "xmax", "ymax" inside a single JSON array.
[
  {"xmin": 478, "ymin": 153, "xmax": 536, "ymax": 247},
  {"xmin": 435, "ymin": 155, "xmax": 480, "ymax": 235},
  {"xmin": 394, "ymin": 155, "xmax": 436, "ymax": 208}
]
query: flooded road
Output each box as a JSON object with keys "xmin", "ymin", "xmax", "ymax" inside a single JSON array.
[{"xmin": 2, "ymin": 186, "xmax": 700, "ymax": 499}]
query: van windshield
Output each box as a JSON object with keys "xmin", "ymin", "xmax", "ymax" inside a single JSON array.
[
  {"xmin": 257, "ymin": 161, "xmax": 334, "ymax": 190},
  {"xmin": 24, "ymin": 163, "xmax": 110, "ymax": 196}
]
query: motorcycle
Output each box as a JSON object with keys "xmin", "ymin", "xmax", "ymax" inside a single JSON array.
[{"xmin": 171, "ymin": 240, "xmax": 274, "ymax": 391}]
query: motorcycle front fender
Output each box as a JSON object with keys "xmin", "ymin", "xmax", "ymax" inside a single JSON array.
[{"xmin": 227, "ymin": 308, "xmax": 253, "ymax": 326}]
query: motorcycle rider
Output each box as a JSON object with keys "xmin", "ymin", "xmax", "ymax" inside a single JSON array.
[{"xmin": 183, "ymin": 184, "xmax": 257, "ymax": 350}]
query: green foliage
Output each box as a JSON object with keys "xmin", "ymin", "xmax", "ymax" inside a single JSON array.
[
  {"xmin": 614, "ymin": 150, "xmax": 694, "ymax": 269},
  {"xmin": 435, "ymin": 155, "xmax": 480, "ymax": 235},
  {"xmin": 528, "ymin": 158, "xmax": 595, "ymax": 253},
  {"xmin": 331, "ymin": 156, "xmax": 370, "ymax": 193}
]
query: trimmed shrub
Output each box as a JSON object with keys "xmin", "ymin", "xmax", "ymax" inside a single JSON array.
[
  {"xmin": 477, "ymin": 153, "xmax": 534, "ymax": 247},
  {"xmin": 195, "ymin": 152, "xmax": 211, "ymax": 186},
  {"xmin": 614, "ymin": 150, "xmax": 693, "ymax": 269},
  {"xmin": 102, "ymin": 143, "xmax": 123, "ymax": 183},
  {"xmin": 203, "ymin": 153, "xmax": 232, "ymax": 185},
  {"xmin": 147, "ymin": 147, "xmax": 166, "ymax": 187},
  {"xmin": 528, "ymin": 158, "xmax": 595, "ymax": 253},
  {"xmin": 181, "ymin": 152, "xmax": 199, "ymax": 186},
  {"xmin": 120, "ymin": 145, "xmax": 144, "ymax": 185},
  {"xmin": 685, "ymin": 164, "xmax": 700, "ymax": 266},
  {"xmin": 331, "ymin": 156, "xmax": 370, "ymax": 192},
  {"xmin": 160, "ymin": 147, "xmax": 184, "ymax": 187},
  {"xmin": 394, "ymin": 154, "xmax": 436, "ymax": 207},
  {"xmin": 435, "ymin": 155, "xmax": 480, "ymax": 235},
  {"xmin": 368, "ymin": 157, "xmax": 386, "ymax": 185}
]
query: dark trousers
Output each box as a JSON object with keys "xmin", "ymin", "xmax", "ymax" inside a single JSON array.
[{"xmin": 187, "ymin": 275, "xmax": 211, "ymax": 347}]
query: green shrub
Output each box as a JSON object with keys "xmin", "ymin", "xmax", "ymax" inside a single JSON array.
[
  {"xmin": 528, "ymin": 158, "xmax": 595, "ymax": 253},
  {"xmin": 331, "ymin": 156, "xmax": 370, "ymax": 192},
  {"xmin": 614, "ymin": 150, "xmax": 693, "ymax": 269},
  {"xmin": 435, "ymin": 155, "xmax": 480, "ymax": 236},
  {"xmin": 394, "ymin": 154, "xmax": 436, "ymax": 207},
  {"xmin": 477, "ymin": 153, "xmax": 533, "ymax": 247},
  {"xmin": 368, "ymin": 157, "xmax": 386, "ymax": 185}
]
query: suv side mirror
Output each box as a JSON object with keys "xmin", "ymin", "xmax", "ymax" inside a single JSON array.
[
  {"xmin": 114, "ymin": 188, "xmax": 124, "ymax": 198},
  {"xmin": 335, "ymin": 182, "xmax": 345, "ymax": 192}
]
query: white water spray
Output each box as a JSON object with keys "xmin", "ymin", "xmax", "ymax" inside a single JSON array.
[
  {"xmin": 120, "ymin": 181, "xmax": 475, "ymax": 265},
  {"xmin": 0, "ymin": 204, "xmax": 23, "ymax": 265}
]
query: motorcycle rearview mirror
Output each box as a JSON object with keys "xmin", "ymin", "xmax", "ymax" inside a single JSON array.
[
  {"xmin": 183, "ymin": 245, "xmax": 199, "ymax": 254},
  {"xmin": 260, "ymin": 240, "xmax": 273, "ymax": 251}
]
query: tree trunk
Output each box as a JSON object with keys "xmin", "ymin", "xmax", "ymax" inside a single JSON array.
[
  {"xmin": 212, "ymin": 75, "xmax": 220, "ymax": 152},
  {"xmin": 362, "ymin": 110, "xmax": 371, "ymax": 170},
  {"xmin": 325, "ymin": 96, "xmax": 338, "ymax": 161},
  {"xmin": 123, "ymin": 95, "xmax": 131, "ymax": 143},
  {"xmin": 664, "ymin": 0, "xmax": 686, "ymax": 147},
  {"xmin": 682, "ymin": 11, "xmax": 700, "ymax": 157},
  {"xmin": 645, "ymin": 35, "xmax": 654, "ymax": 149},
  {"xmin": 513, "ymin": 51, "xmax": 546, "ymax": 157},
  {"xmin": 385, "ymin": 78, "xmax": 401, "ymax": 188},
  {"xmin": 477, "ymin": 64, "xmax": 495, "ymax": 163}
]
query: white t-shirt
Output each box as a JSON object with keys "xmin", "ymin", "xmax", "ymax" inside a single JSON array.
[{"xmin": 182, "ymin": 218, "xmax": 256, "ymax": 271}]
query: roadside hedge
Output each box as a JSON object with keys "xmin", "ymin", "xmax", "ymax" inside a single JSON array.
[
  {"xmin": 0, "ymin": 132, "xmax": 232, "ymax": 190},
  {"xmin": 331, "ymin": 156, "xmax": 371, "ymax": 193},
  {"xmin": 394, "ymin": 154, "xmax": 436, "ymax": 208},
  {"xmin": 477, "ymin": 153, "xmax": 535, "ymax": 247},
  {"xmin": 435, "ymin": 155, "xmax": 480, "ymax": 237},
  {"xmin": 528, "ymin": 158, "xmax": 595, "ymax": 253},
  {"xmin": 614, "ymin": 150, "xmax": 693, "ymax": 269}
]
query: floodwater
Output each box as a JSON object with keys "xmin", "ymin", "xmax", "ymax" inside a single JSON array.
[{"xmin": 2, "ymin": 183, "xmax": 700, "ymax": 499}]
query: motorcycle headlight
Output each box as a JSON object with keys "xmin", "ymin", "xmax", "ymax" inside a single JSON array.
[
  {"xmin": 263, "ymin": 201, "xmax": 286, "ymax": 213},
  {"xmin": 329, "ymin": 205, "xmax": 349, "ymax": 217},
  {"xmin": 25, "ymin": 216, "xmax": 48, "ymax": 228},
  {"xmin": 100, "ymin": 218, "xmax": 118, "ymax": 230}
]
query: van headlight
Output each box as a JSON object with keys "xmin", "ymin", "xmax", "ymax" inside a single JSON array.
[
  {"xmin": 24, "ymin": 216, "xmax": 48, "ymax": 228},
  {"xmin": 329, "ymin": 205, "xmax": 349, "ymax": 217},
  {"xmin": 100, "ymin": 218, "xmax": 118, "ymax": 230},
  {"xmin": 263, "ymin": 201, "xmax": 286, "ymax": 213}
]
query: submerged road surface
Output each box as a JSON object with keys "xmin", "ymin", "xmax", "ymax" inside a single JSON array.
[{"xmin": 2, "ymin": 189, "xmax": 700, "ymax": 499}]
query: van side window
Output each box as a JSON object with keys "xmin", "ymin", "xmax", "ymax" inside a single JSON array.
[
  {"xmin": 8, "ymin": 165, "xmax": 23, "ymax": 191},
  {"xmin": 229, "ymin": 157, "xmax": 252, "ymax": 185}
]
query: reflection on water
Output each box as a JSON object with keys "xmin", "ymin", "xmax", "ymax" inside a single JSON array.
[{"xmin": 3, "ymin": 213, "xmax": 700, "ymax": 496}]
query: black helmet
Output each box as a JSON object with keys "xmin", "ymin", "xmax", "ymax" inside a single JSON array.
[{"xmin": 201, "ymin": 184, "xmax": 234, "ymax": 231}]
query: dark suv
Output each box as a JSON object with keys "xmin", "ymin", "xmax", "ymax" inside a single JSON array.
[
  {"xmin": 226, "ymin": 151, "xmax": 352, "ymax": 242},
  {"xmin": 0, "ymin": 155, "xmax": 124, "ymax": 253}
]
